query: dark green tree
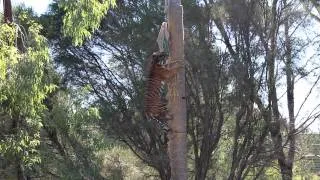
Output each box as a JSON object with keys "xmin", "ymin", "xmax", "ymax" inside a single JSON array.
[{"xmin": 41, "ymin": 0, "xmax": 172, "ymax": 179}]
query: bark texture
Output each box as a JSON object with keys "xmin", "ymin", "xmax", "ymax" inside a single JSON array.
[{"xmin": 167, "ymin": 0, "xmax": 187, "ymax": 179}]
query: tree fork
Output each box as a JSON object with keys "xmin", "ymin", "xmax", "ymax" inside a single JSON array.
[{"xmin": 167, "ymin": 0, "xmax": 187, "ymax": 179}]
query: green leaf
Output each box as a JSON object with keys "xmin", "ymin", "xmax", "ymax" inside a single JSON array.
[{"xmin": 60, "ymin": 0, "xmax": 116, "ymax": 46}]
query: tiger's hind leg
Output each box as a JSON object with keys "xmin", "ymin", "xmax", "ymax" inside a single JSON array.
[{"xmin": 157, "ymin": 107, "xmax": 173, "ymax": 124}]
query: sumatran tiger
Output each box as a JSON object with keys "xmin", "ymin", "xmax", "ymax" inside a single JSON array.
[{"xmin": 143, "ymin": 51, "xmax": 181, "ymax": 124}]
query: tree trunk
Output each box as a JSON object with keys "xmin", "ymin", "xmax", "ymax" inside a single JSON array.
[
  {"xmin": 17, "ymin": 162, "xmax": 28, "ymax": 180},
  {"xmin": 159, "ymin": 167, "xmax": 171, "ymax": 180},
  {"xmin": 3, "ymin": 0, "xmax": 13, "ymax": 23},
  {"xmin": 284, "ymin": 0, "xmax": 295, "ymax": 179},
  {"xmin": 3, "ymin": 0, "xmax": 25, "ymax": 52},
  {"xmin": 267, "ymin": 0, "xmax": 292, "ymax": 179},
  {"xmin": 167, "ymin": 0, "xmax": 187, "ymax": 179},
  {"xmin": 195, "ymin": 139, "xmax": 212, "ymax": 180}
]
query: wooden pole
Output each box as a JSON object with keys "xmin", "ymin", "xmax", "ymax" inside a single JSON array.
[{"xmin": 167, "ymin": 0, "xmax": 187, "ymax": 179}]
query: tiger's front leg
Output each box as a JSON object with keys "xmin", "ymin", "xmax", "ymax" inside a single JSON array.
[
  {"xmin": 164, "ymin": 59, "xmax": 184, "ymax": 70},
  {"xmin": 160, "ymin": 59, "xmax": 184, "ymax": 80}
]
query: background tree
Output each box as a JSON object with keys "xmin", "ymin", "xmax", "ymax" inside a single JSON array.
[
  {"xmin": 209, "ymin": 0, "xmax": 320, "ymax": 179},
  {"xmin": 41, "ymin": 0, "xmax": 172, "ymax": 178},
  {"xmin": 41, "ymin": 0, "xmax": 320, "ymax": 179},
  {"xmin": 60, "ymin": 0, "xmax": 116, "ymax": 45},
  {"xmin": 0, "ymin": 3, "xmax": 54, "ymax": 179},
  {"xmin": 1, "ymin": 0, "xmax": 319, "ymax": 179}
]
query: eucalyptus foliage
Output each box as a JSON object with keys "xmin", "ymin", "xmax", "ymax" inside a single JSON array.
[
  {"xmin": 60, "ymin": 0, "xmax": 116, "ymax": 46},
  {"xmin": 41, "ymin": 89, "xmax": 106, "ymax": 179},
  {"xmin": 0, "ymin": 15, "xmax": 54, "ymax": 168}
]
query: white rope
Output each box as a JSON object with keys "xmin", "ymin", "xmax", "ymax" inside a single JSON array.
[
  {"xmin": 164, "ymin": 0, "xmax": 168, "ymax": 14},
  {"xmin": 157, "ymin": 22, "xmax": 169, "ymax": 53}
]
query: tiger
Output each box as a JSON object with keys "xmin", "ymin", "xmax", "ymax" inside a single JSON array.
[{"xmin": 143, "ymin": 51, "xmax": 181, "ymax": 124}]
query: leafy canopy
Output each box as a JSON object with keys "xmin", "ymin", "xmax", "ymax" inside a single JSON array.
[
  {"xmin": 0, "ymin": 11, "xmax": 55, "ymax": 167},
  {"xmin": 60, "ymin": 0, "xmax": 116, "ymax": 46}
]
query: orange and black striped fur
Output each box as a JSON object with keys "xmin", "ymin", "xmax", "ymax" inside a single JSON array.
[{"xmin": 143, "ymin": 52, "xmax": 180, "ymax": 123}]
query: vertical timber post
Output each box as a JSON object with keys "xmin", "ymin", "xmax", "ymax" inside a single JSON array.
[{"xmin": 167, "ymin": 0, "xmax": 187, "ymax": 179}]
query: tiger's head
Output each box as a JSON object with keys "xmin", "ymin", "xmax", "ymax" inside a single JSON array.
[{"xmin": 151, "ymin": 51, "xmax": 168, "ymax": 65}]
